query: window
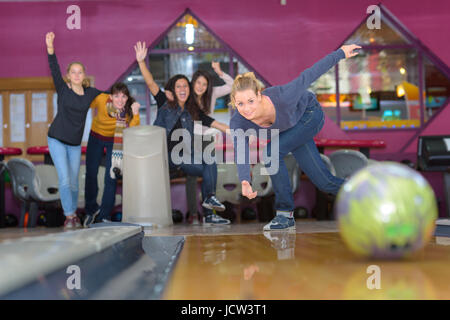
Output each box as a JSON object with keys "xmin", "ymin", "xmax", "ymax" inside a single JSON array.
[
  {"xmin": 310, "ymin": 68, "xmax": 337, "ymax": 122},
  {"xmin": 312, "ymin": 7, "xmax": 450, "ymax": 130},
  {"xmin": 120, "ymin": 11, "xmax": 269, "ymax": 125},
  {"xmin": 338, "ymin": 48, "xmax": 419, "ymax": 129},
  {"xmin": 424, "ymin": 56, "xmax": 450, "ymax": 121},
  {"xmin": 344, "ymin": 19, "xmax": 409, "ymax": 46}
]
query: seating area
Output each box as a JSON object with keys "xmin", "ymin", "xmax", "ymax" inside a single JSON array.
[
  {"xmin": 313, "ymin": 150, "xmax": 370, "ymax": 220},
  {"xmin": 328, "ymin": 149, "xmax": 369, "ymax": 179},
  {"xmin": 2, "ymin": 158, "xmax": 122, "ymax": 228},
  {"xmin": 6, "ymin": 159, "xmax": 60, "ymax": 228},
  {"xmin": 1, "ymin": 136, "xmax": 384, "ymax": 227}
]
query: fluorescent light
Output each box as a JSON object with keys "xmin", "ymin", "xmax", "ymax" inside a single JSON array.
[{"xmin": 185, "ymin": 23, "xmax": 194, "ymax": 45}]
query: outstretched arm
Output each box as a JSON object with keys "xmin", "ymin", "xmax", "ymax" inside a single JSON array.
[
  {"xmin": 211, "ymin": 61, "xmax": 234, "ymax": 96},
  {"xmin": 46, "ymin": 32, "xmax": 66, "ymax": 93},
  {"xmin": 135, "ymin": 41, "xmax": 160, "ymax": 97},
  {"xmin": 197, "ymin": 111, "xmax": 229, "ymax": 133},
  {"xmin": 210, "ymin": 61, "xmax": 234, "ymax": 113},
  {"xmin": 279, "ymin": 44, "xmax": 361, "ymax": 99},
  {"xmin": 340, "ymin": 44, "xmax": 362, "ymax": 59}
]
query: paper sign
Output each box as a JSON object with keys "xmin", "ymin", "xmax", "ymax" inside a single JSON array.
[
  {"xmin": 9, "ymin": 94, "xmax": 26, "ymax": 143},
  {"xmin": 32, "ymin": 93, "xmax": 48, "ymax": 122}
]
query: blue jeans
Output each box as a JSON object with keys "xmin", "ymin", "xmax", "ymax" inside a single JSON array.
[
  {"xmin": 47, "ymin": 136, "xmax": 81, "ymax": 216},
  {"xmin": 85, "ymin": 132, "xmax": 116, "ymax": 221},
  {"xmin": 265, "ymin": 103, "xmax": 345, "ymax": 212},
  {"xmin": 169, "ymin": 156, "xmax": 217, "ymax": 215}
]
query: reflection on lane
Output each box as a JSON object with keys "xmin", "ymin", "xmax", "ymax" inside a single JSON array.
[{"xmin": 165, "ymin": 233, "xmax": 450, "ymax": 299}]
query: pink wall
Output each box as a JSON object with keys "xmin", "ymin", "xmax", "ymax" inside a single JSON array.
[
  {"xmin": 2, "ymin": 0, "xmax": 450, "ymax": 218},
  {"xmin": 2, "ymin": 0, "xmax": 450, "ymax": 91},
  {"xmin": 2, "ymin": 0, "xmax": 449, "ymax": 141}
]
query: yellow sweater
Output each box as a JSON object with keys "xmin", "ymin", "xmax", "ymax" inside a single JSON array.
[{"xmin": 90, "ymin": 93, "xmax": 140, "ymax": 137}]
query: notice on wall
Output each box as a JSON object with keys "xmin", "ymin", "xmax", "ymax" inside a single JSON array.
[
  {"xmin": 0, "ymin": 95, "xmax": 3, "ymax": 147},
  {"xmin": 32, "ymin": 93, "xmax": 48, "ymax": 122},
  {"xmin": 53, "ymin": 93, "xmax": 58, "ymax": 118},
  {"xmin": 9, "ymin": 93, "xmax": 26, "ymax": 143}
]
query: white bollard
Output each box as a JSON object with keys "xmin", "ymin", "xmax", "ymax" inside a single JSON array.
[{"xmin": 122, "ymin": 125, "xmax": 172, "ymax": 227}]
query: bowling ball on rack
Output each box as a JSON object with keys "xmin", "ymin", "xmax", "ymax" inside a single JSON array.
[
  {"xmin": 172, "ymin": 209, "xmax": 183, "ymax": 223},
  {"xmin": 335, "ymin": 162, "xmax": 437, "ymax": 259},
  {"xmin": 217, "ymin": 201, "xmax": 236, "ymax": 222},
  {"xmin": 294, "ymin": 207, "xmax": 308, "ymax": 219},
  {"xmin": 5, "ymin": 214, "xmax": 18, "ymax": 227},
  {"xmin": 111, "ymin": 212, "xmax": 122, "ymax": 222},
  {"xmin": 241, "ymin": 207, "xmax": 257, "ymax": 221}
]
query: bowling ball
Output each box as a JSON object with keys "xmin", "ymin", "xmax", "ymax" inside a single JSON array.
[
  {"xmin": 5, "ymin": 214, "xmax": 18, "ymax": 227},
  {"xmin": 112, "ymin": 167, "xmax": 122, "ymax": 179},
  {"xmin": 37, "ymin": 213, "xmax": 46, "ymax": 226},
  {"xmin": 172, "ymin": 209, "xmax": 183, "ymax": 223},
  {"xmin": 294, "ymin": 207, "xmax": 308, "ymax": 219},
  {"xmin": 218, "ymin": 201, "xmax": 236, "ymax": 222},
  {"xmin": 335, "ymin": 162, "xmax": 437, "ymax": 259},
  {"xmin": 111, "ymin": 212, "xmax": 122, "ymax": 222},
  {"xmin": 256, "ymin": 195, "xmax": 276, "ymax": 222},
  {"xmin": 241, "ymin": 207, "xmax": 257, "ymax": 221}
]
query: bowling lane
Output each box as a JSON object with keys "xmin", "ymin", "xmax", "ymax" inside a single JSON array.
[{"xmin": 163, "ymin": 232, "xmax": 450, "ymax": 300}]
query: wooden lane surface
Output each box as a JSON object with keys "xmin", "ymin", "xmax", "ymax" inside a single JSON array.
[{"xmin": 163, "ymin": 232, "xmax": 450, "ymax": 300}]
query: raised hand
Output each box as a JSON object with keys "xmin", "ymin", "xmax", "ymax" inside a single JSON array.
[
  {"xmin": 134, "ymin": 41, "xmax": 148, "ymax": 63},
  {"xmin": 340, "ymin": 44, "xmax": 362, "ymax": 59},
  {"xmin": 45, "ymin": 32, "xmax": 55, "ymax": 54},
  {"xmin": 131, "ymin": 101, "xmax": 140, "ymax": 115},
  {"xmin": 241, "ymin": 180, "xmax": 257, "ymax": 199},
  {"xmin": 211, "ymin": 61, "xmax": 223, "ymax": 77}
]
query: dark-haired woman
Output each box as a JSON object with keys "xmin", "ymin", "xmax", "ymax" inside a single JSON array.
[
  {"xmin": 153, "ymin": 74, "xmax": 230, "ymax": 225},
  {"xmin": 83, "ymin": 83, "xmax": 140, "ymax": 227},
  {"xmin": 135, "ymin": 42, "xmax": 231, "ymax": 225},
  {"xmin": 134, "ymin": 41, "xmax": 232, "ymax": 114},
  {"xmin": 191, "ymin": 62, "xmax": 233, "ymax": 115}
]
